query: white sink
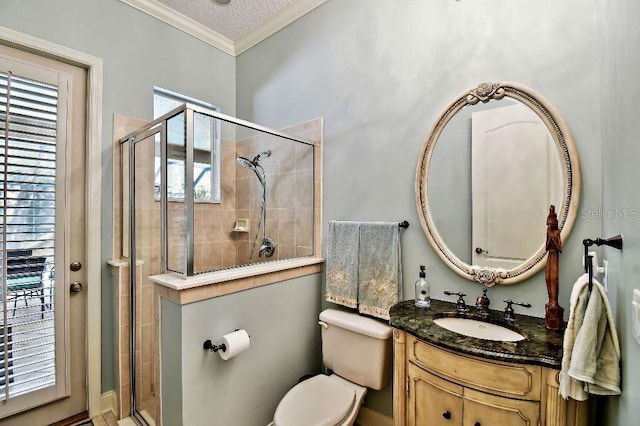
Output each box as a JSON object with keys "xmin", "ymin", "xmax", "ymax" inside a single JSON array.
[{"xmin": 433, "ymin": 317, "xmax": 525, "ymax": 342}]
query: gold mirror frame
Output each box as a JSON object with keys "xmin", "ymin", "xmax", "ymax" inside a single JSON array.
[{"xmin": 416, "ymin": 82, "xmax": 581, "ymax": 286}]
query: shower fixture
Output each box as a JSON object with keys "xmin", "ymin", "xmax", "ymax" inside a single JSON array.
[
  {"xmin": 237, "ymin": 150, "xmax": 276, "ymax": 262},
  {"xmin": 237, "ymin": 150, "xmax": 271, "ymax": 169}
]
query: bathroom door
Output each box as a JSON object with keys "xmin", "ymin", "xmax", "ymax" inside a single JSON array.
[
  {"xmin": 0, "ymin": 44, "xmax": 88, "ymax": 424},
  {"xmin": 471, "ymin": 103, "xmax": 561, "ymax": 268}
]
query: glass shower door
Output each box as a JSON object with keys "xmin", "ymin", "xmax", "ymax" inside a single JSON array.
[{"xmin": 124, "ymin": 129, "xmax": 162, "ymax": 426}]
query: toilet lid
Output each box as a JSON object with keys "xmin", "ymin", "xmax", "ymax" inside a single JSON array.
[{"xmin": 274, "ymin": 375, "xmax": 356, "ymax": 426}]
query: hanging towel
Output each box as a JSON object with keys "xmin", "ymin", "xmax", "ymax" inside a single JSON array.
[
  {"xmin": 325, "ymin": 221, "xmax": 360, "ymax": 308},
  {"xmin": 357, "ymin": 222, "xmax": 402, "ymax": 320},
  {"xmin": 559, "ymin": 273, "xmax": 621, "ymax": 400}
]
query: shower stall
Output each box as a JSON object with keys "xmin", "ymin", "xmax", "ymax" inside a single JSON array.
[{"xmin": 119, "ymin": 103, "xmax": 316, "ymax": 425}]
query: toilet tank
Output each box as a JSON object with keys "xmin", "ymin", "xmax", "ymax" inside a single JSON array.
[{"xmin": 319, "ymin": 309, "xmax": 393, "ymax": 390}]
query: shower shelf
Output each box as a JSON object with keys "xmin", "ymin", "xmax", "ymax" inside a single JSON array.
[{"xmin": 232, "ymin": 219, "xmax": 249, "ymax": 233}]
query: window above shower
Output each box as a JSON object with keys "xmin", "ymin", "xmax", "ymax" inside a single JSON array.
[{"xmin": 153, "ymin": 87, "xmax": 221, "ymax": 203}]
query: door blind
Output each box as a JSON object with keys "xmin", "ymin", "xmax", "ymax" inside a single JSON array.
[{"xmin": 1, "ymin": 71, "xmax": 57, "ymax": 401}]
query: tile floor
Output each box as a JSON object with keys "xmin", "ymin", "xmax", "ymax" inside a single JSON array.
[{"xmin": 91, "ymin": 412, "xmax": 119, "ymax": 426}]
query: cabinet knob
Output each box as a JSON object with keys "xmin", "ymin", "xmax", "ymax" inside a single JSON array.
[
  {"xmin": 442, "ymin": 411, "xmax": 451, "ymax": 419},
  {"xmin": 474, "ymin": 422, "xmax": 481, "ymax": 426}
]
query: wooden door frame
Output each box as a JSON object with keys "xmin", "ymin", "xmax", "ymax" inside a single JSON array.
[{"xmin": 0, "ymin": 26, "xmax": 103, "ymax": 417}]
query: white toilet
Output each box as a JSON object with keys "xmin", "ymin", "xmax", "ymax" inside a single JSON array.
[{"xmin": 272, "ymin": 309, "xmax": 393, "ymax": 426}]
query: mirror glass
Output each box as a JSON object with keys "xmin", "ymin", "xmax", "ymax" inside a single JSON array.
[{"xmin": 417, "ymin": 82, "xmax": 580, "ymax": 285}]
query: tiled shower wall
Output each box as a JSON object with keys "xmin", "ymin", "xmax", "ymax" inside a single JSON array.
[
  {"xmin": 168, "ymin": 119, "xmax": 320, "ymax": 272},
  {"xmin": 168, "ymin": 138, "xmax": 239, "ymax": 273},
  {"xmin": 235, "ymin": 120, "xmax": 318, "ymax": 266}
]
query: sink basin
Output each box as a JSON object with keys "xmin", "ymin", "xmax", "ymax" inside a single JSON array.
[{"xmin": 433, "ymin": 317, "xmax": 525, "ymax": 342}]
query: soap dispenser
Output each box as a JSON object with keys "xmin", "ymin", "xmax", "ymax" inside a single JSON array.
[{"xmin": 415, "ymin": 265, "xmax": 431, "ymax": 308}]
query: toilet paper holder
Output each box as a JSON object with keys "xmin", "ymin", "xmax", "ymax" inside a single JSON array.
[
  {"xmin": 203, "ymin": 329, "xmax": 250, "ymax": 353},
  {"xmin": 203, "ymin": 339, "xmax": 226, "ymax": 353}
]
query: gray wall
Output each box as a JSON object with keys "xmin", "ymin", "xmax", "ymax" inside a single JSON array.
[
  {"xmin": 598, "ymin": 0, "xmax": 640, "ymax": 425},
  {"xmin": 237, "ymin": 0, "xmax": 602, "ymax": 417},
  {"xmin": 169, "ymin": 274, "xmax": 322, "ymax": 426},
  {"xmin": 160, "ymin": 298, "xmax": 183, "ymax": 426},
  {"xmin": 6, "ymin": 1, "xmax": 639, "ymax": 425},
  {"xmin": 0, "ymin": 0, "xmax": 236, "ymax": 393}
]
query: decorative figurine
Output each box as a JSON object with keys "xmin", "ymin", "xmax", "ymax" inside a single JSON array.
[{"xmin": 545, "ymin": 205, "xmax": 566, "ymax": 330}]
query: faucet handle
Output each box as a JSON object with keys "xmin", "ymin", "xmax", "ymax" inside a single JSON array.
[
  {"xmin": 503, "ymin": 299, "xmax": 531, "ymax": 322},
  {"xmin": 503, "ymin": 299, "xmax": 531, "ymax": 307},
  {"xmin": 444, "ymin": 291, "xmax": 469, "ymax": 313}
]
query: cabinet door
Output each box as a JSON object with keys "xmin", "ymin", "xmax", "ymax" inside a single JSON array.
[
  {"xmin": 408, "ymin": 363, "xmax": 463, "ymax": 426},
  {"xmin": 463, "ymin": 388, "xmax": 540, "ymax": 426}
]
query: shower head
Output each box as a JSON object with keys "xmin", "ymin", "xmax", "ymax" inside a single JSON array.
[
  {"xmin": 237, "ymin": 150, "xmax": 271, "ymax": 170},
  {"xmin": 252, "ymin": 150, "xmax": 271, "ymax": 164},
  {"xmin": 237, "ymin": 153, "xmax": 267, "ymax": 187},
  {"xmin": 236, "ymin": 156, "xmax": 256, "ymax": 170}
]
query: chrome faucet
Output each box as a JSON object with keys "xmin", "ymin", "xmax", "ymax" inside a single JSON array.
[
  {"xmin": 259, "ymin": 236, "xmax": 277, "ymax": 258},
  {"xmin": 503, "ymin": 299, "xmax": 532, "ymax": 323},
  {"xmin": 475, "ymin": 287, "xmax": 490, "ymax": 316},
  {"xmin": 444, "ymin": 291, "xmax": 469, "ymax": 313}
]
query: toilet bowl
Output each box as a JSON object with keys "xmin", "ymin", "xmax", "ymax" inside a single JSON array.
[
  {"xmin": 272, "ymin": 309, "xmax": 393, "ymax": 426},
  {"xmin": 273, "ymin": 374, "xmax": 366, "ymax": 426}
]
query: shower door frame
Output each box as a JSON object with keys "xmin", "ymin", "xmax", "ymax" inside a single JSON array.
[
  {"xmin": 123, "ymin": 121, "xmax": 166, "ymax": 426},
  {"xmin": 121, "ymin": 103, "xmax": 316, "ymax": 425}
]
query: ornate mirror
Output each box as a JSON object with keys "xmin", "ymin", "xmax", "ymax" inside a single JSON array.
[{"xmin": 416, "ymin": 82, "xmax": 581, "ymax": 286}]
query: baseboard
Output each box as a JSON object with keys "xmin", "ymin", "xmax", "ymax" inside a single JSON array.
[
  {"xmin": 102, "ymin": 390, "xmax": 391, "ymax": 425},
  {"xmin": 101, "ymin": 390, "xmax": 118, "ymax": 416},
  {"xmin": 356, "ymin": 407, "xmax": 393, "ymax": 426}
]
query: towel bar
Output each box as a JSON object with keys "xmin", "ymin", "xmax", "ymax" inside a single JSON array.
[{"xmin": 583, "ymin": 235, "xmax": 623, "ymax": 293}]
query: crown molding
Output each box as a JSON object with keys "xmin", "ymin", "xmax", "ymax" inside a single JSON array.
[
  {"xmin": 234, "ymin": 0, "xmax": 327, "ymax": 55},
  {"xmin": 119, "ymin": 0, "xmax": 235, "ymax": 56},
  {"xmin": 119, "ymin": 0, "xmax": 326, "ymax": 57}
]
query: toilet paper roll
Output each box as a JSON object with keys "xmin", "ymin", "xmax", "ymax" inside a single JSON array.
[{"xmin": 217, "ymin": 329, "xmax": 250, "ymax": 360}]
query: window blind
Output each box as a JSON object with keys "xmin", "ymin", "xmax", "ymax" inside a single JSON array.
[{"xmin": 0, "ymin": 71, "xmax": 57, "ymax": 400}]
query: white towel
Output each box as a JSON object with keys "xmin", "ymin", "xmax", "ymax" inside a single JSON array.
[{"xmin": 559, "ymin": 273, "xmax": 621, "ymax": 400}]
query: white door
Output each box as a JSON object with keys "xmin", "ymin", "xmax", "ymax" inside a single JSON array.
[
  {"xmin": 471, "ymin": 103, "xmax": 561, "ymax": 269},
  {"xmin": 0, "ymin": 44, "xmax": 88, "ymax": 424}
]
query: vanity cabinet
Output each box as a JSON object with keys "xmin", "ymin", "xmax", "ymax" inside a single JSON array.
[
  {"xmin": 394, "ymin": 330, "xmax": 587, "ymax": 426},
  {"xmin": 408, "ymin": 363, "xmax": 463, "ymax": 425}
]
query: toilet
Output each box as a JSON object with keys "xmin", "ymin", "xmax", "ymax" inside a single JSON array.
[{"xmin": 272, "ymin": 309, "xmax": 393, "ymax": 426}]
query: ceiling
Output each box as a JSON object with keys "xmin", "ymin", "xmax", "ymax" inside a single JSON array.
[{"xmin": 120, "ymin": 0, "xmax": 327, "ymax": 56}]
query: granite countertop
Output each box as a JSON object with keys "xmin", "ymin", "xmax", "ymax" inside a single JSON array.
[{"xmin": 389, "ymin": 299, "xmax": 566, "ymax": 369}]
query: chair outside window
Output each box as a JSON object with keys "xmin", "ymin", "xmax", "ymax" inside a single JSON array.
[{"xmin": 5, "ymin": 249, "xmax": 47, "ymax": 318}]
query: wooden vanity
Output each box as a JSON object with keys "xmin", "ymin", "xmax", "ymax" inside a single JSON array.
[{"xmin": 390, "ymin": 300, "xmax": 588, "ymax": 426}]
